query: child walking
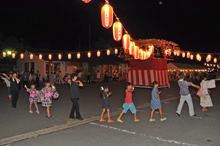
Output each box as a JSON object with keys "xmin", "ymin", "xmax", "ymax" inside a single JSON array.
[
  {"xmin": 117, "ymin": 82, "xmax": 139, "ymax": 123},
  {"xmin": 39, "ymin": 81, "xmax": 58, "ymax": 119},
  {"xmin": 24, "ymin": 84, "xmax": 40, "ymax": 114},
  {"xmin": 99, "ymin": 86, "xmax": 114, "ymax": 123},
  {"xmin": 150, "ymin": 81, "xmax": 166, "ymax": 122}
]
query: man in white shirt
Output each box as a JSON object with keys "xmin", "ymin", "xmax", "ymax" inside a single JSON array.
[{"xmin": 0, "ymin": 73, "xmax": 12, "ymax": 98}]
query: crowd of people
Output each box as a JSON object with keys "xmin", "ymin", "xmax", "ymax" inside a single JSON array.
[{"xmin": 0, "ymin": 70, "xmax": 220, "ymax": 123}]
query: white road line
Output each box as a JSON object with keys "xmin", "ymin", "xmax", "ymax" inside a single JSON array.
[{"xmin": 89, "ymin": 122, "xmax": 199, "ymax": 146}]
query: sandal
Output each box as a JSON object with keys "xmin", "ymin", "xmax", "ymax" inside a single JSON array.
[
  {"xmin": 46, "ymin": 115, "xmax": 54, "ymax": 119},
  {"xmin": 134, "ymin": 119, "xmax": 140, "ymax": 122},
  {"xmin": 36, "ymin": 111, "xmax": 40, "ymax": 114},
  {"xmin": 99, "ymin": 119, "xmax": 106, "ymax": 122},
  {"xmin": 149, "ymin": 119, "xmax": 155, "ymax": 122},
  {"xmin": 107, "ymin": 120, "xmax": 114, "ymax": 123},
  {"xmin": 160, "ymin": 117, "xmax": 167, "ymax": 121},
  {"xmin": 117, "ymin": 119, "xmax": 123, "ymax": 123},
  {"xmin": 29, "ymin": 111, "xmax": 33, "ymax": 114}
]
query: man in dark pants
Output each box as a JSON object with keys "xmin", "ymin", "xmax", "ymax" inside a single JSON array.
[
  {"xmin": 36, "ymin": 71, "xmax": 40, "ymax": 87},
  {"xmin": 3, "ymin": 72, "xmax": 20, "ymax": 108},
  {"xmin": 23, "ymin": 71, "xmax": 29, "ymax": 88},
  {"xmin": 68, "ymin": 73, "xmax": 83, "ymax": 120}
]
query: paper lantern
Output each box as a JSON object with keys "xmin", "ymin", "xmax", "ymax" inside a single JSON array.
[
  {"xmin": 129, "ymin": 41, "xmax": 135, "ymax": 55},
  {"xmin": 187, "ymin": 52, "xmax": 190, "ymax": 58},
  {"xmin": 12, "ymin": 53, "xmax": 15, "ymax": 59},
  {"xmin": 2, "ymin": 51, "xmax": 6, "ymax": 57},
  {"xmin": 213, "ymin": 64, "xmax": 216, "ymax": 67},
  {"xmin": 196, "ymin": 54, "xmax": 200, "ymax": 61},
  {"xmin": 168, "ymin": 49, "xmax": 171, "ymax": 56},
  {"xmin": 177, "ymin": 51, "xmax": 180, "ymax": 56},
  {"xmin": 114, "ymin": 48, "xmax": 118, "ymax": 54},
  {"xmin": 88, "ymin": 52, "xmax": 91, "ymax": 58},
  {"xmin": 217, "ymin": 65, "xmax": 219, "ymax": 68},
  {"xmin": 146, "ymin": 51, "xmax": 151, "ymax": 59},
  {"xmin": 122, "ymin": 34, "xmax": 130, "ymax": 50},
  {"xmin": 77, "ymin": 53, "xmax": 80, "ymax": 59},
  {"xmin": 58, "ymin": 54, "xmax": 62, "ymax": 60},
  {"xmin": 134, "ymin": 46, "xmax": 139, "ymax": 59},
  {"xmin": 101, "ymin": 3, "xmax": 113, "ymax": 29},
  {"xmin": 174, "ymin": 50, "xmax": 177, "ymax": 56},
  {"xmin": 182, "ymin": 52, "xmax": 185, "ymax": 58},
  {"xmin": 190, "ymin": 55, "xmax": 193, "ymax": 60},
  {"xmin": 204, "ymin": 63, "xmax": 206, "ymax": 66},
  {"xmin": 30, "ymin": 53, "xmax": 34, "ymax": 60},
  {"xmin": 214, "ymin": 57, "xmax": 217, "ymax": 63},
  {"xmin": 39, "ymin": 54, "xmax": 42, "ymax": 60},
  {"xmin": 207, "ymin": 64, "xmax": 209, "ymax": 66},
  {"xmin": 148, "ymin": 45, "xmax": 154, "ymax": 54},
  {"xmin": 210, "ymin": 64, "xmax": 212, "ymax": 67},
  {"xmin": 107, "ymin": 49, "xmax": 110, "ymax": 55},
  {"xmin": 140, "ymin": 49, "xmax": 144, "ymax": 60},
  {"xmin": 68, "ymin": 53, "xmax": 71, "ymax": 59},
  {"xmin": 113, "ymin": 21, "xmax": 123, "ymax": 41},
  {"xmin": 20, "ymin": 53, "xmax": 24, "ymax": 59},
  {"xmin": 48, "ymin": 54, "xmax": 52, "ymax": 60},
  {"xmin": 82, "ymin": 0, "xmax": 91, "ymax": 3},
  {"xmin": 206, "ymin": 54, "xmax": 211, "ymax": 62},
  {"xmin": 97, "ymin": 51, "xmax": 100, "ymax": 57}
]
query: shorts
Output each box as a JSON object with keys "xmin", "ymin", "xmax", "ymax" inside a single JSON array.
[{"xmin": 122, "ymin": 103, "xmax": 136, "ymax": 114}]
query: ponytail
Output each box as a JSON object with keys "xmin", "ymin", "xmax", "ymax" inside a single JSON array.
[{"xmin": 100, "ymin": 85, "xmax": 107, "ymax": 98}]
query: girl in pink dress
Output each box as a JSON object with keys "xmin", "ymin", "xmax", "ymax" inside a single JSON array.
[
  {"xmin": 39, "ymin": 82, "xmax": 59, "ymax": 118},
  {"xmin": 24, "ymin": 83, "xmax": 40, "ymax": 114}
]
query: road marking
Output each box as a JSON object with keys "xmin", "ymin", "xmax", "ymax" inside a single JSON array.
[{"xmin": 89, "ymin": 122, "xmax": 199, "ymax": 146}]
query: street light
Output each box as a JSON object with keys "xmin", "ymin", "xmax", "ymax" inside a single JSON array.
[{"xmin": 7, "ymin": 51, "xmax": 12, "ymax": 55}]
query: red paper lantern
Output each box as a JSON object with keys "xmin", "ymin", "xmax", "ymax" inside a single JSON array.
[
  {"xmin": 97, "ymin": 51, "xmax": 100, "ymax": 57},
  {"xmin": 204, "ymin": 63, "xmax": 206, "ymax": 66},
  {"xmin": 213, "ymin": 64, "xmax": 216, "ymax": 67},
  {"xmin": 190, "ymin": 55, "xmax": 193, "ymax": 60},
  {"xmin": 214, "ymin": 57, "xmax": 217, "ymax": 63},
  {"xmin": 39, "ymin": 54, "xmax": 42, "ymax": 60},
  {"xmin": 58, "ymin": 54, "xmax": 62, "ymax": 60},
  {"xmin": 12, "ymin": 53, "xmax": 15, "ymax": 59},
  {"xmin": 30, "ymin": 53, "xmax": 34, "ymax": 60},
  {"xmin": 68, "ymin": 53, "xmax": 71, "ymax": 59},
  {"xmin": 129, "ymin": 41, "xmax": 135, "ymax": 55},
  {"xmin": 107, "ymin": 49, "xmax": 110, "ymax": 55},
  {"xmin": 146, "ymin": 51, "xmax": 151, "ymax": 59},
  {"xmin": 2, "ymin": 51, "xmax": 6, "ymax": 57},
  {"xmin": 20, "ymin": 53, "xmax": 24, "ymax": 59},
  {"xmin": 174, "ymin": 50, "xmax": 177, "ymax": 56},
  {"xmin": 82, "ymin": 0, "xmax": 91, "ymax": 3},
  {"xmin": 122, "ymin": 33, "xmax": 130, "ymax": 50},
  {"xmin": 134, "ymin": 46, "xmax": 139, "ymax": 59},
  {"xmin": 88, "ymin": 52, "xmax": 91, "ymax": 58},
  {"xmin": 182, "ymin": 52, "xmax": 185, "ymax": 58},
  {"xmin": 77, "ymin": 53, "xmax": 80, "ymax": 59},
  {"xmin": 114, "ymin": 48, "xmax": 118, "ymax": 54},
  {"xmin": 48, "ymin": 54, "xmax": 52, "ymax": 60},
  {"xmin": 101, "ymin": 3, "xmax": 113, "ymax": 29},
  {"xmin": 113, "ymin": 21, "xmax": 123, "ymax": 41},
  {"xmin": 187, "ymin": 52, "xmax": 190, "ymax": 58},
  {"xmin": 217, "ymin": 65, "xmax": 219, "ymax": 68}
]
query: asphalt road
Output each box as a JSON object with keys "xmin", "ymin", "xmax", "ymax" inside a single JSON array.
[{"xmin": 1, "ymin": 81, "xmax": 220, "ymax": 146}]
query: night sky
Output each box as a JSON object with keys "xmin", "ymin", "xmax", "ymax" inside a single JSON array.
[{"xmin": 0, "ymin": 0, "xmax": 219, "ymax": 53}]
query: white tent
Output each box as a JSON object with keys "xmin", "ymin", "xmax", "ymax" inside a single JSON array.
[{"xmin": 167, "ymin": 62, "xmax": 207, "ymax": 71}]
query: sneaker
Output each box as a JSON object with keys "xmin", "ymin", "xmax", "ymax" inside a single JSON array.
[
  {"xmin": 29, "ymin": 111, "xmax": 33, "ymax": 114},
  {"xmin": 99, "ymin": 119, "xmax": 106, "ymax": 122},
  {"xmin": 107, "ymin": 120, "xmax": 114, "ymax": 123},
  {"xmin": 149, "ymin": 119, "xmax": 155, "ymax": 122},
  {"xmin": 117, "ymin": 119, "xmax": 123, "ymax": 123},
  {"xmin": 160, "ymin": 117, "xmax": 167, "ymax": 121},
  {"xmin": 175, "ymin": 113, "xmax": 181, "ymax": 116},
  {"xmin": 190, "ymin": 114, "xmax": 197, "ymax": 117}
]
